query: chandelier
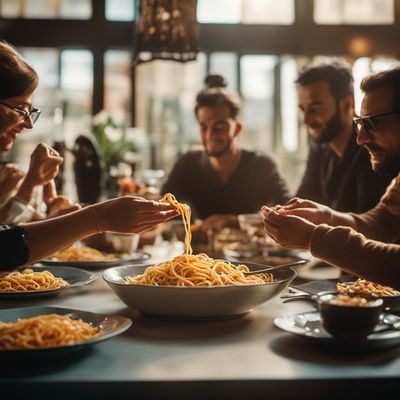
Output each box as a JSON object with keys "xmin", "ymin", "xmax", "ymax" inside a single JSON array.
[{"xmin": 133, "ymin": 0, "xmax": 199, "ymax": 64}]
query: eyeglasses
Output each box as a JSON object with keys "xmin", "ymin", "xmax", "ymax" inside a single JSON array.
[
  {"xmin": 0, "ymin": 101, "xmax": 41, "ymax": 124},
  {"xmin": 353, "ymin": 111, "xmax": 400, "ymax": 136}
]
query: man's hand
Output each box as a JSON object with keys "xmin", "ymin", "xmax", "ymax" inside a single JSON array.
[
  {"xmin": 381, "ymin": 175, "xmax": 400, "ymax": 216},
  {"xmin": 199, "ymin": 214, "xmax": 239, "ymax": 231},
  {"xmin": 272, "ymin": 197, "xmax": 334, "ymax": 225},
  {"xmin": 262, "ymin": 206, "xmax": 315, "ymax": 249}
]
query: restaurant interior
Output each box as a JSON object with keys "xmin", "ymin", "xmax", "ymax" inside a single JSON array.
[{"xmin": 1, "ymin": 1, "xmax": 400, "ymax": 399}]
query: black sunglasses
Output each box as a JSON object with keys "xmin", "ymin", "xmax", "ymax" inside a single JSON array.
[
  {"xmin": 353, "ymin": 111, "xmax": 400, "ymax": 135},
  {"xmin": 0, "ymin": 101, "xmax": 41, "ymax": 124}
]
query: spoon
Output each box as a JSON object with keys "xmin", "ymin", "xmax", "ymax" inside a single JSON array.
[{"xmin": 243, "ymin": 259, "xmax": 307, "ymax": 276}]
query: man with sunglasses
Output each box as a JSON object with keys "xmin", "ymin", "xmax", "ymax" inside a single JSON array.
[
  {"xmin": 295, "ymin": 61, "xmax": 390, "ymax": 213},
  {"xmin": 262, "ymin": 66, "xmax": 400, "ymax": 289}
]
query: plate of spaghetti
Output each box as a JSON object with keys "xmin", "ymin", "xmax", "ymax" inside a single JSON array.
[
  {"xmin": 41, "ymin": 245, "xmax": 150, "ymax": 268},
  {"xmin": 103, "ymin": 193, "xmax": 296, "ymax": 318},
  {"xmin": 0, "ymin": 266, "xmax": 97, "ymax": 298},
  {"xmin": 0, "ymin": 306, "xmax": 131, "ymax": 356},
  {"xmin": 337, "ymin": 279, "xmax": 400, "ymax": 312}
]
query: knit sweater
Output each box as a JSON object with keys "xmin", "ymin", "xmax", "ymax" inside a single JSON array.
[{"xmin": 309, "ymin": 204, "xmax": 400, "ymax": 289}]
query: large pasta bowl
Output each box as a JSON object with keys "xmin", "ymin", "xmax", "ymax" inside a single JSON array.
[{"xmin": 103, "ymin": 262, "xmax": 296, "ymax": 319}]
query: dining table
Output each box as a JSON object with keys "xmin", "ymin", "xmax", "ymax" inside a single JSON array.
[{"xmin": 1, "ymin": 248, "xmax": 400, "ymax": 400}]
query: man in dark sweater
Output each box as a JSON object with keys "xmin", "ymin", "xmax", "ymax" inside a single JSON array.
[
  {"xmin": 295, "ymin": 61, "xmax": 391, "ymax": 213},
  {"xmin": 162, "ymin": 75, "xmax": 290, "ymax": 230}
]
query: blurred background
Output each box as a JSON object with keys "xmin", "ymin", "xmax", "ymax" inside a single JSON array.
[{"xmin": 1, "ymin": 0, "xmax": 399, "ymax": 199}]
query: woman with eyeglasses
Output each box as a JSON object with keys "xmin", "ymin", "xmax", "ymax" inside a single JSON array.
[{"xmin": 0, "ymin": 41, "xmax": 178, "ymax": 269}]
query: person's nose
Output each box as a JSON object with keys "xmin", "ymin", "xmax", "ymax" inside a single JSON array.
[
  {"xmin": 23, "ymin": 116, "xmax": 34, "ymax": 130},
  {"xmin": 303, "ymin": 111, "xmax": 314, "ymax": 128},
  {"xmin": 356, "ymin": 123, "xmax": 370, "ymax": 146}
]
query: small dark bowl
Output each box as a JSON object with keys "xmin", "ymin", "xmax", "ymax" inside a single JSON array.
[{"xmin": 318, "ymin": 294, "xmax": 383, "ymax": 339}]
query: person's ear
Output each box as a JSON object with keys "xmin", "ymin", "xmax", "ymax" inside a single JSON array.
[
  {"xmin": 234, "ymin": 121, "xmax": 242, "ymax": 137},
  {"xmin": 339, "ymin": 94, "xmax": 354, "ymax": 116}
]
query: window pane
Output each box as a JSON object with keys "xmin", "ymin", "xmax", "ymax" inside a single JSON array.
[
  {"xmin": 0, "ymin": 0, "xmax": 91, "ymax": 19},
  {"xmin": 106, "ymin": 0, "xmax": 135, "ymax": 21},
  {"xmin": 60, "ymin": 0, "xmax": 91, "ymax": 19},
  {"xmin": 314, "ymin": 0, "xmax": 394, "ymax": 25},
  {"xmin": 197, "ymin": 0, "xmax": 241, "ymax": 23},
  {"xmin": 242, "ymin": 0, "xmax": 294, "ymax": 24},
  {"xmin": 104, "ymin": 50, "xmax": 132, "ymax": 125},
  {"xmin": 0, "ymin": 0, "xmax": 23, "ymax": 17},
  {"xmin": 280, "ymin": 58, "xmax": 298, "ymax": 152},
  {"xmin": 60, "ymin": 49, "xmax": 93, "ymax": 144},
  {"xmin": 240, "ymin": 55, "xmax": 277, "ymax": 152},
  {"xmin": 209, "ymin": 53, "xmax": 238, "ymax": 92},
  {"xmin": 136, "ymin": 59, "xmax": 205, "ymax": 170}
]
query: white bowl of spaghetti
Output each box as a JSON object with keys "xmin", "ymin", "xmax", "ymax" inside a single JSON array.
[{"xmin": 103, "ymin": 259, "xmax": 296, "ymax": 319}]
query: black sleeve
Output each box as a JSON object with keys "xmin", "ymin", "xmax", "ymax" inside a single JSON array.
[
  {"xmin": 296, "ymin": 143, "xmax": 324, "ymax": 202},
  {"xmin": 264, "ymin": 159, "xmax": 291, "ymax": 205},
  {"xmin": 354, "ymin": 163, "xmax": 391, "ymax": 213},
  {"xmin": 0, "ymin": 225, "xmax": 30, "ymax": 270}
]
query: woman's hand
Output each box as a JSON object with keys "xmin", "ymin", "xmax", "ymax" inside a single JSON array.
[
  {"xmin": 0, "ymin": 164, "xmax": 25, "ymax": 197},
  {"xmin": 25, "ymin": 143, "xmax": 63, "ymax": 187},
  {"xmin": 262, "ymin": 206, "xmax": 315, "ymax": 249},
  {"xmin": 92, "ymin": 196, "xmax": 179, "ymax": 234}
]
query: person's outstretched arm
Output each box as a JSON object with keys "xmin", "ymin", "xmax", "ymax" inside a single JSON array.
[{"xmin": 1, "ymin": 196, "xmax": 178, "ymax": 269}]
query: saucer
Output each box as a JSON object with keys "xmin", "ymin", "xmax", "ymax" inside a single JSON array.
[{"xmin": 274, "ymin": 311, "xmax": 400, "ymax": 350}]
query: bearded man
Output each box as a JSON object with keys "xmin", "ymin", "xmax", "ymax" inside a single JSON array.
[
  {"xmin": 162, "ymin": 74, "xmax": 289, "ymax": 231},
  {"xmin": 295, "ymin": 61, "xmax": 390, "ymax": 212}
]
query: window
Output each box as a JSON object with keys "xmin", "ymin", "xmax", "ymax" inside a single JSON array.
[
  {"xmin": 314, "ymin": 0, "xmax": 394, "ymax": 25},
  {"xmin": 105, "ymin": 0, "xmax": 135, "ymax": 21},
  {"xmin": 240, "ymin": 55, "xmax": 277, "ymax": 151},
  {"xmin": 0, "ymin": 0, "xmax": 92, "ymax": 19},
  {"xmin": 104, "ymin": 50, "xmax": 132, "ymax": 124},
  {"xmin": 197, "ymin": 0, "xmax": 294, "ymax": 24},
  {"xmin": 209, "ymin": 52, "xmax": 238, "ymax": 91}
]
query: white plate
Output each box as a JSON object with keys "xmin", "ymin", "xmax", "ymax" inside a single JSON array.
[{"xmin": 103, "ymin": 261, "xmax": 296, "ymax": 319}]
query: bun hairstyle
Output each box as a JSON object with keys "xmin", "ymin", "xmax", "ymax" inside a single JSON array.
[
  {"xmin": 0, "ymin": 41, "xmax": 38, "ymax": 100},
  {"xmin": 204, "ymin": 74, "xmax": 228, "ymax": 89},
  {"xmin": 195, "ymin": 74, "xmax": 241, "ymax": 119}
]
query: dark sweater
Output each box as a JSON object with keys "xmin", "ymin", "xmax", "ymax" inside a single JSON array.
[{"xmin": 162, "ymin": 149, "xmax": 290, "ymax": 219}]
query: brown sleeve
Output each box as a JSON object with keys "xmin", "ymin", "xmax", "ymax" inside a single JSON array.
[
  {"xmin": 310, "ymin": 224, "xmax": 400, "ymax": 290},
  {"xmin": 349, "ymin": 204, "xmax": 400, "ymax": 242}
]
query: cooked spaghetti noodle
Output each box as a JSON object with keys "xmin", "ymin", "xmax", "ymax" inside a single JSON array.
[
  {"xmin": 126, "ymin": 193, "xmax": 274, "ymax": 287},
  {"xmin": 0, "ymin": 314, "xmax": 100, "ymax": 349},
  {"xmin": 337, "ymin": 279, "xmax": 400, "ymax": 297},
  {"xmin": 0, "ymin": 268, "xmax": 68, "ymax": 292},
  {"xmin": 161, "ymin": 193, "xmax": 192, "ymax": 255},
  {"xmin": 50, "ymin": 245, "xmax": 119, "ymax": 262}
]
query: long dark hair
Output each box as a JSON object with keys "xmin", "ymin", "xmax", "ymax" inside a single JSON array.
[
  {"xmin": 0, "ymin": 41, "xmax": 38, "ymax": 100},
  {"xmin": 194, "ymin": 74, "xmax": 241, "ymax": 119}
]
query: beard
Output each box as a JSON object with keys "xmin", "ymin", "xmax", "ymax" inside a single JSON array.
[
  {"xmin": 204, "ymin": 136, "xmax": 234, "ymax": 158},
  {"xmin": 312, "ymin": 106, "xmax": 343, "ymax": 144},
  {"xmin": 366, "ymin": 144, "xmax": 400, "ymax": 177}
]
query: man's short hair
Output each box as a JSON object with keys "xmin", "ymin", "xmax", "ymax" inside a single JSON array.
[
  {"xmin": 194, "ymin": 74, "xmax": 241, "ymax": 119},
  {"xmin": 296, "ymin": 60, "xmax": 354, "ymax": 100},
  {"xmin": 360, "ymin": 65, "xmax": 400, "ymax": 113}
]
